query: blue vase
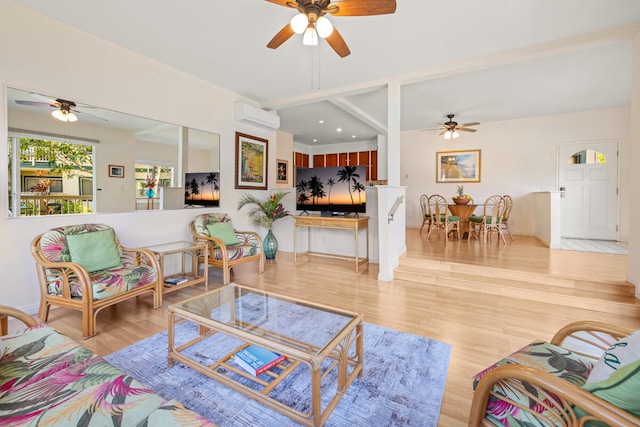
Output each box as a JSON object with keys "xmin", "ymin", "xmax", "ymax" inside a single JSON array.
[
  {"xmin": 145, "ymin": 188, "xmax": 156, "ymax": 198},
  {"xmin": 263, "ymin": 229, "xmax": 278, "ymax": 259}
]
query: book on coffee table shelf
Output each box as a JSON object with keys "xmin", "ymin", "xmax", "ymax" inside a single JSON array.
[
  {"xmin": 234, "ymin": 345, "xmax": 287, "ymax": 376},
  {"xmin": 164, "ymin": 277, "xmax": 188, "ymax": 286}
]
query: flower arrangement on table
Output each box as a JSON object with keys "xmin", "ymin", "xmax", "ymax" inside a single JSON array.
[
  {"xmin": 237, "ymin": 191, "xmax": 290, "ymax": 230},
  {"xmin": 453, "ymin": 185, "xmax": 472, "ymax": 205},
  {"xmin": 144, "ymin": 174, "xmax": 157, "ymax": 198}
]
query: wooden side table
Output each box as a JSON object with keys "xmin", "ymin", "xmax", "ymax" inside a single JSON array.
[
  {"xmin": 293, "ymin": 215, "xmax": 369, "ymax": 272},
  {"xmin": 145, "ymin": 241, "xmax": 208, "ymax": 300}
]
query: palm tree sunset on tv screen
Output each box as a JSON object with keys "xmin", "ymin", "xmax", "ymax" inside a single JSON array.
[
  {"xmin": 184, "ymin": 172, "xmax": 220, "ymax": 207},
  {"xmin": 295, "ymin": 165, "xmax": 366, "ymax": 214}
]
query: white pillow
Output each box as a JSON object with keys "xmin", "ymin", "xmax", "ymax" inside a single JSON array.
[
  {"xmin": 586, "ymin": 329, "xmax": 640, "ymax": 384},
  {"xmin": 0, "ymin": 340, "xmax": 6, "ymax": 359}
]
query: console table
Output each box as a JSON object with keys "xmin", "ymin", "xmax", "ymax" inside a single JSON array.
[{"xmin": 293, "ymin": 215, "xmax": 369, "ymax": 272}]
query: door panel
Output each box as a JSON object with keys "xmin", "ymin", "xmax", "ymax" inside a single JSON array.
[{"xmin": 558, "ymin": 141, "xmax": 618, "ymax": 240}]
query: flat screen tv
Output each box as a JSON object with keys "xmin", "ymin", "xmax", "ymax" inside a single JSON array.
[
  {"xmin": 295, "ymin": 165, "xmax": 366, "ymax": 214},
  {"xmin": 184, "ymin": 172, "xmax": 219, "ymax": 207}
]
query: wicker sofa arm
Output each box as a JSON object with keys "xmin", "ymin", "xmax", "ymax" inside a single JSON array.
[
  {"xmin": 470, "ymin": 364, "xmax": 640, "ymax": 427},
  {"xmin": 550, "ymin": 321, "xmax": 635, "ymax": 361},
  {"xmin": 0, "ymin": 305, "xmax": 38, "ymax": 335}
]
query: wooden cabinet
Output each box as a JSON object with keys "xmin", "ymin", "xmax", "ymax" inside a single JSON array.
[{"xmin": 295, "ymin": 150, "xmax": 378, "ymax": 181}]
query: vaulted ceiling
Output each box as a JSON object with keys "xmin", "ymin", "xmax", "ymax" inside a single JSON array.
[{"xmin": 10, "ymin": 0, "xmax": 640, "ymax": 145}]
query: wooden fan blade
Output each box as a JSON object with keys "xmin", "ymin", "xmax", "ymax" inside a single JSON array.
[
  {"xmin": 439, "ymin": 130, "xmax": 447, "ymax": 136},
  {"xmin": 267, "ymin": 24, "xmax": 296, "ymax": 49},
  {"xmin": 457, "ymin": 128, "xmax": 477, "ymax": 132},
  {"xmin": 325, "ymin": 26, "xmax": 350, "ymax": 57},
  {"xmin": 459, "ymin": 122, "xmax": 480, "ymax": 127},
  {"xmin": 329, "ymin": 0, "xmax": 396, "ymax": 16},
  {"xmin": 73, "ymin": 108, "xmax": 107, "ymax": 121},
  {"xmin": 264, "ymin": 0, "xmax": 294, "ymax": 7}
]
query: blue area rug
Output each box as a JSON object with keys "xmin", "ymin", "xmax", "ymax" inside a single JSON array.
[{"xmin": 105, "ymin": 321, "xmax": 451, "ymax": 426}]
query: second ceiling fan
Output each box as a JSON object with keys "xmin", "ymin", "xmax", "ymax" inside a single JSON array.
[{"xmin": 265, "ymin": 0, "xmax": 397, "ymax": 57}]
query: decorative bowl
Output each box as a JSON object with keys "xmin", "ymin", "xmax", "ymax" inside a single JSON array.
[{"xmin": 453, "ymin": 196, "xmax": 471, "ymax": 205}]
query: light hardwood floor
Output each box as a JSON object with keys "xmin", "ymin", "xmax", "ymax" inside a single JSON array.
[{"xmin": 34, "ymin": 229, "xmax": 640, "ymax": 426}]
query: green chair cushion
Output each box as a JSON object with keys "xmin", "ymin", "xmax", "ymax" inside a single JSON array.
[
  {"xmin": 577, "ymin": 358, "xmax": 640, "ymax": 419},
  {"xmin": 66, "ymin": 228, "xmax": 123, "ymax": 273},
  {"xmin": 469, "ymin": 215, "xmax": 483, "ymax": 223},
  {"xmin": 206, "ymin": 222, "xmax": 241, "ymax": 246},
  {"xmin": 448, "ymin": 216, "xmax": 460, "ymax": 222}
]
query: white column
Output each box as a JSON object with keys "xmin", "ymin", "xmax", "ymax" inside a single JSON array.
[
  {"xmin": 387, "ymin": 82, "xmax": 401, "ymax": 186},
  {"xmin": 628, "ymin": 32, "xmax": 640, "ymax": 298}
]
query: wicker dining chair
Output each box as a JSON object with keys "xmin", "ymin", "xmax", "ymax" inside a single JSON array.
[
  {"xmin": 419, "ymin": 194, "xmax": 432, "ymax": 234},
  {"xmin": 469, "ymin": 195, "xmax": 507, "ymax": 244},
  {"xmin": 427, "ymin": 194, "xmax": 460, "ymax": 242},
  {"xmin": 500, "ymin": 194, "xmax": 514, "ymax": 240}
]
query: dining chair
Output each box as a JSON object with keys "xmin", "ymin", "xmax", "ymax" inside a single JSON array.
[
  {"xmin": 500, "ymin": 194, "xmax": 514, "ymax": 240},
  {"xmin": 469, "ymin": 195, "xmax": 507, "ymax": 244},
  {"xmin": 419, "ymin": 194, "xmax": 431, "ymax": 234},
  {"xmin": 427, "ymin": 194, "xmax": 460, "ymax": 242}
]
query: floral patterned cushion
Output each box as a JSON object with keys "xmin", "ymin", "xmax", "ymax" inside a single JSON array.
[
  {"xmin": 40, "ymin": 224, "xmax": 158, "ymax": 301},
  {"xmin": 39, "ymin": 224, "xmax": 123, "ymax": 263},
  {"xmin": 0, "ymin": 325, "xmax": 215, "ymax": 426},
  {"xmin": 473, "ymin": 341, "xmax": 595, "ymax": 426},
  {"xmin": 193, "ymin": 214, "xmax": 259, "ymax": 260}
]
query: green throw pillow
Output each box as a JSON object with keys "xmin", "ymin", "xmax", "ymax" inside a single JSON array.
[
  {"xmin": 206, "ymin": 222, "xmax": 241, "ymax": 246},
  {"xmin": 66, "ymin": 228, "xmax": 123, "ymax": 273},
  {"xmin": 576, "ymin": 358, "xmax": 640, "ymax": 421}
]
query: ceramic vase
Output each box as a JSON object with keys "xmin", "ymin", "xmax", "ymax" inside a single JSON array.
[
  {"xmin": 145, "ymin": 188, "xmax": 156, "ymax": 198},
  {"xmin": 263, "ymin": 229, "xmax": 278, "ymax": 259}
]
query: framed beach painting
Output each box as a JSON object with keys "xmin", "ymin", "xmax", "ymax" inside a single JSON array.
[
  {"xmin": 235, "ymin": 132, "xmax": 268, "ymax": 190},
  {"xmin": 436, "ymin": 149, "xmax": 481, "ymax": 183}
]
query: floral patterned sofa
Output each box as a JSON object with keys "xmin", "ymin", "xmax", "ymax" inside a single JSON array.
[
  {"xmin": 0, "ymin": 305, "xmax": 214, "ymax": 426},
  {"xmin": 189, "ymin": 213, "xmax": 263, "ymax": 284},
  {"xmin": 30, "ymin": 224, "xmax": 162, "ymax": 338},
  {"xmin": 469, "ymin": 320, "xmax": 640, "ymax": 426}
]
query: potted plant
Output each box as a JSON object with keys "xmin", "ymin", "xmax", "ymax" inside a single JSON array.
[
  {"xmin": 453, "ymin": 185, "xmax": 471, "ymax": 205},
  {"xmin": 237, "ymin": 191, "xmax": 290, "ymax": 259}
]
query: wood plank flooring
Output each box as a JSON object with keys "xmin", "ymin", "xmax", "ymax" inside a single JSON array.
[{"xmin": 26, "ymin": 229, "xmax": 640, "ymax": 426}]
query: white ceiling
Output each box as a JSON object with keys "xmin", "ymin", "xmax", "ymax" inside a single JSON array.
[{"xmin": 10, "ymin": 0, "xmax": 640, "ymax": 145}]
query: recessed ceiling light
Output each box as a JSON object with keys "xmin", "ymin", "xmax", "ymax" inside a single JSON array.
[
  {"xmin": 313, "ymin": 139, "xmax": 317, "ymax": 142},
  {"xmin": 318, "ymin": 120, "xmax": 324, "ymax": 124},
  {"xmin": 336, "ymin": 128, "xmax": 342, "ymax": 132},
  {"xmin": 352, "ymin": 135, "xmax": 356, "ymax": 138}
]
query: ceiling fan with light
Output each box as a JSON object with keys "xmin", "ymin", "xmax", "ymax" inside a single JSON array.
[
  {"xmin": 265, "ymin": 0, "xmax": 397, "ymax": 57},
  {"xmin": 436, "ymin": 114, "xmax": 480, "ymax": 139},
  {"xmin": 15, "ymin": 93, "xmax": 105, "ymax": 123}
]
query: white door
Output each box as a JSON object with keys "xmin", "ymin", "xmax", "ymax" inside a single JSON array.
[{"xmin": 558, "ymin": 141, "xmax": 618, "ymax": 240}]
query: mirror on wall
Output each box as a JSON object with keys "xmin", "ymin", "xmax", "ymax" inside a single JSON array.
[{"xmin": 6, "ymin": 87, "xmax": 220, "ymax": 217}]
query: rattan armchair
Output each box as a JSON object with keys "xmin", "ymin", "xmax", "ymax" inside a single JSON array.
[
  {"xmin": 189, "ymin": 213, "xmax": 264, "ymax": 284},
  {"xmin": 470, "ymin": 321, "xmax": 639, "ymax": 426},
  {"xmin": 30, "ymin": 224, "xmax": 161, "ymax": 338}
]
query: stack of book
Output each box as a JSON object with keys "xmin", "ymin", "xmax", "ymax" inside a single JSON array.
[
  {"xmin": 234, "ymin": 345, "xmax": 286, "ymax": 376},
  {"xmin": 164, "ymin": 277, "xmax": 188, "ymax": 286}
]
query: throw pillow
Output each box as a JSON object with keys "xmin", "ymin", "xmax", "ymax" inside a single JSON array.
[
  {"xmin": 66, "ymin": 228, "xmax": 123, "ymax": 273},
  {"xmin": 577, "ymin": 358, "xmax": 640, "ymax": 420},
  {"xmin": 586, "ymin": 330, "xmax": 640, "ymax": 384},
  {"xmin": 206, "ymin": 222, "xmax": 241, "ymax": 246}
]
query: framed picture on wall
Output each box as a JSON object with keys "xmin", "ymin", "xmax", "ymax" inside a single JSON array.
[
  {"xmin": 436, "ymin": 149, "xmax": 481, "ymax": 183},
  {"xmin": 276, "ymin": 159, "xmax": 288, "ymax": 184},
  {"xmin": 109, "ymin": 165, "xmax": 125, "ymax": 178},
  {"xmin": 235, "ymin": 132, "xmax": 268, "ymax": 190}
]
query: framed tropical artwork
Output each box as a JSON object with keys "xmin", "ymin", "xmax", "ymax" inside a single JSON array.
[
  {"xmin": 235, "ymin": 132, "xmax": 268, "ymax": 190},
  {"xmin": 436, "ymin": 149, "xmax": 481, "ymax": 183}
]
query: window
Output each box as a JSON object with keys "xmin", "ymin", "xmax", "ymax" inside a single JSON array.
[{"xmin": 8, "ymin": 131, "xmax": 95, "ymax": 216}]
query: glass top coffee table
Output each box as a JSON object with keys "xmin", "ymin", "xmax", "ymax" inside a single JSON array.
[{"xmin": 168, "ymin": 283, "xmax": 364, "ymax": 427}]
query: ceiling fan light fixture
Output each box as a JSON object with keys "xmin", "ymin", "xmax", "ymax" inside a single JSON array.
[
  {"xmin": 444, "ymin": 130, "xmax": 452, "ymax": 140},
  {"xmin": 52, "ymin": 108, "xmax": 77, "ymax": 122},
  {"xmin": 452, "ymin": 130, "xmax": 460, "ymax": 139},
  {"xmin": 302, "ymin": 25, "xmax": 318, "ymax": 46},
  {"xmin": 290, "ymin": 13, "xmax": 309, "ymax": 34},
  {"xmin": 316, "ymin": 16, "xmax": 333, "ymax": 38}
]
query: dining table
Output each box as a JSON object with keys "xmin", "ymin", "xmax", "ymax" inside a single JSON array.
[{"xmin": 448, "ymin": 204, "xmax": 478, "ymax": 238}]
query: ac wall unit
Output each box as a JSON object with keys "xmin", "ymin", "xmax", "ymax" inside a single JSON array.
[{"xmin": 235, "ymin": 103, "xmax": 280, "ymax": 130}]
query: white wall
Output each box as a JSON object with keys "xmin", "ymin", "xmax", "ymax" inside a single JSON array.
[
  {"xmin": 628, "ymin": 33, "xmax": 640, "ymax": 297},
  {"xmin": 0, "ymin": 1, "xmax": 284, "ymax": 313},
  {"xmin": 401, "ymin": 108, "xmax": 631, "ymax": 241}
]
